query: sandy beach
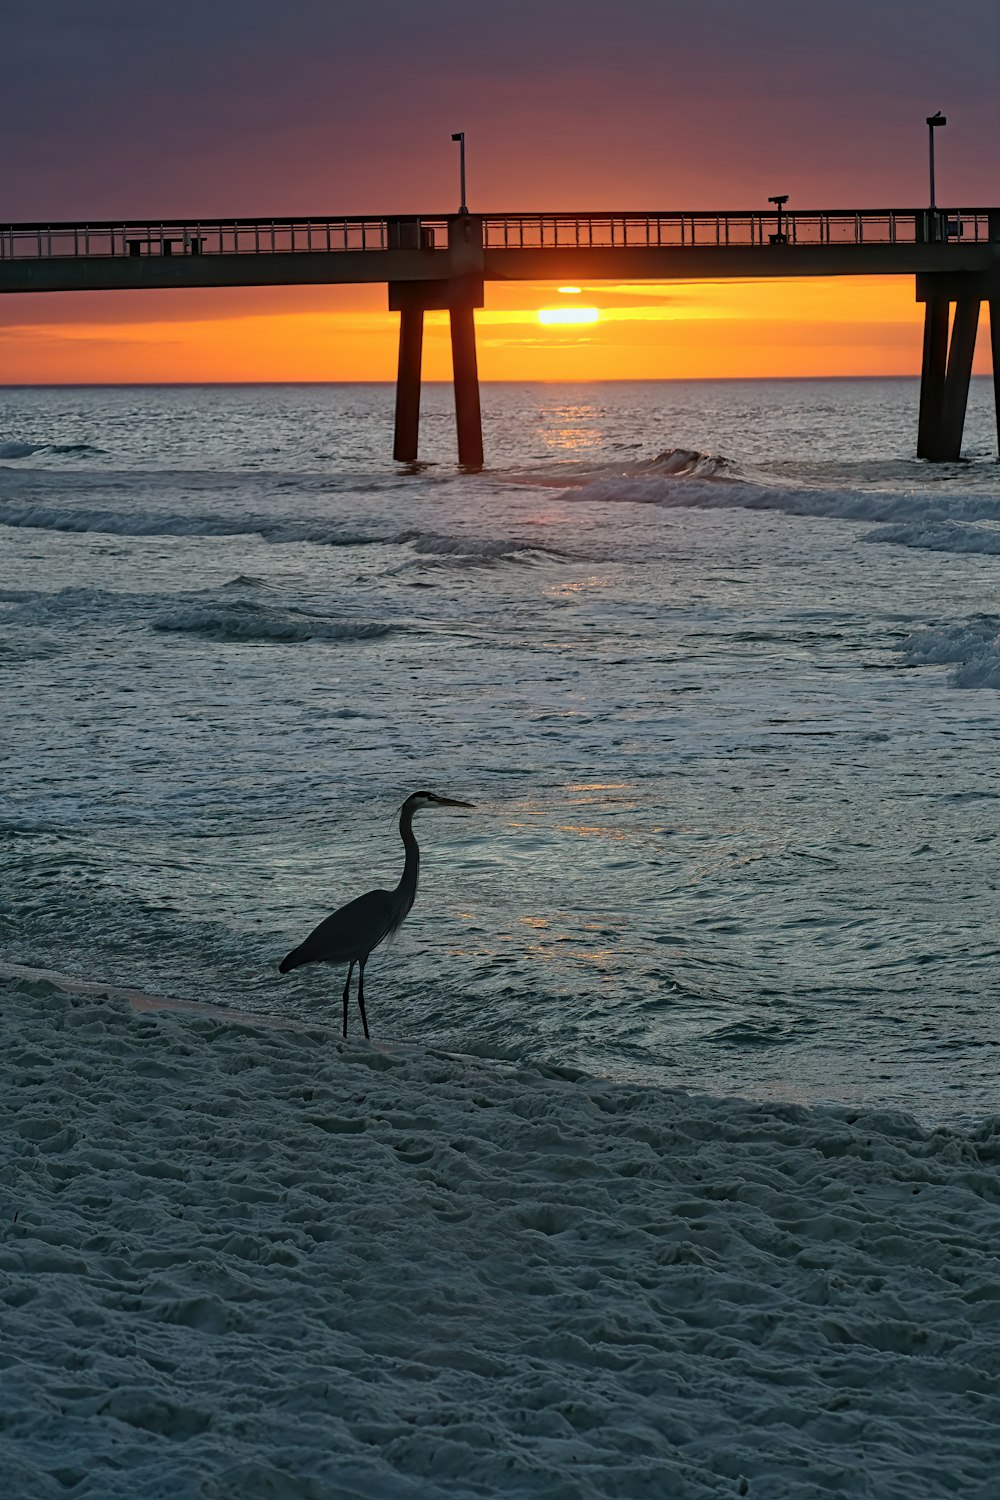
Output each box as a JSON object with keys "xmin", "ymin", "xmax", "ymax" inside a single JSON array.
[{"xmin": 2, "ymin": 969, "xmax": 997, "ymax": 1498}]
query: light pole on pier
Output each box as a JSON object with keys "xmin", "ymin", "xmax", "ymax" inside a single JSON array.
[
  {"xmin": 451, "ymin": 132, "xmax": 468, "ymax": 214},
  {"xmin": 926, "ymin": 111, "xmax": 946, "ymax": 211}
]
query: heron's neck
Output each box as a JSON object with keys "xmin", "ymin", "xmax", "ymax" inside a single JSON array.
[{"xmin": 396, "ymin": 805, "xmax": 420, "ymax": 912}]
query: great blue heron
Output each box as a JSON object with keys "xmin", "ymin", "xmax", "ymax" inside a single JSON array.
[{"xmin": 278, "ymin": 790, "xmax": 474, "ymax": 1039}]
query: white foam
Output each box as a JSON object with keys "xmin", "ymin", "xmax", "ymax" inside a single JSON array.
[
  {"xmin": 900, "ymin": 618, "xmax": 1000, "ymax": 689},
  {"xmin": 0, "ymin": 501, "xmax": 380, "ymax": 547},
  {"xmin": 643, "ymin": 446, "xmax": 731, "ymax": 478},
  {"xmin": 868, "ymin": 520, "xmax": 1000, "ymax": 556},
  {"xmin": 151, "ymin": 602, "xmax": 396, "ymax": 644},
  {"xmin": 0, "ymin": 503, "xmax": 566, "ymax": 568},
  {"xmin": 1, "ymin": 972, "xmax": 997, "ymax": 1498},
  {"xmin": 568, "ymin": 468, "xmax": 1000, "ymax": 529},
  {"xmin": 396, "ymin": 529, "xmax": 567, "ymax": 564},
  {"xmin": 7, "ymin": 479, "xmax": 1000, "ymax": 557}
]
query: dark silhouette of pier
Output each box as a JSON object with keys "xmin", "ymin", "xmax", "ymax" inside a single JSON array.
[{"xmin": 1, "ymin": 207, "xmax": 997, "ymax": 466}]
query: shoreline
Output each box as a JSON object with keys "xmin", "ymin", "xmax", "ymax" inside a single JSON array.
[{"xmin": 2, "ymin": 960, "xmax": 995, "ymax": 1132}]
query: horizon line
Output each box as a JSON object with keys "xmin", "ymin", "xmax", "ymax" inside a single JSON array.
[{"xmin": 2, "ymin": 373, "xmax": 990, "ymax": 390}]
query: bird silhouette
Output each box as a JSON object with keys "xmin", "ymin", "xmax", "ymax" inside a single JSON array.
[{"xmin": 278, "ymin": 790, "xmax": 474, "ymax": 1038}]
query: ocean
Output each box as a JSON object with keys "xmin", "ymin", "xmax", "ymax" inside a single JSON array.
[
  {"xmin": 2, "ymin": 377, "xmax": 999, "ymax": 1123},
  {"xmin": 3, "ymin": 377, "xmax": 1000, "ymax": 1500}
]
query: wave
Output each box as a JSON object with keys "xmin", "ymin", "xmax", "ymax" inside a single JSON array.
[
  {"xmin": 1, "ymin": 585, "xmax": 136, "ymax": 626},
  {"xmin": 0, "ymin": 504, "xmax": 560, "ymax": 567},
  {"xmin": 394, "ymin": 529, "xmax": 569, "ymax": 566},
  {"xmin": 219, "ymin": 574, "xmax": 275, "ymax": 590},
  {"xmin": 151, "ymin": 601, "xmax": 396, "ymax": 644},
  {"xmin": 1, "ymin": 583, "xmax": 396, "ymax": 646},
  {"xmin": 641, "ymin": 447, "xmax": 732, "ymax": 478},
  {"xmin": 867, "ymin": 520, "xmax": 1000, "ymax": 556},
  {"xmin": 507, "ymin": 447, "xmax": 734, "ymax": 490},
  {"xmin": 899, "ymin": 616, "xmax": 1000, "ymax": 689},
  {"xmin": 573, "ymin": 471, "xmax": 1000, "ymax": 526},
  {"xmin": 536, "ymin": 447, "xmax": 1000, "ymax": 532},
  {"xmin": 0, "ymin": 440, "xmax": 104, "ymax": 460},
  {"xmin": 0, "ymin": 501, "xmax": 386, "ymax": 546}
]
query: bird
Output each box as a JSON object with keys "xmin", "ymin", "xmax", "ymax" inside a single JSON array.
[{"xmin": 278, "ymin": 790, "xmax": 474, "ymax": 1040}]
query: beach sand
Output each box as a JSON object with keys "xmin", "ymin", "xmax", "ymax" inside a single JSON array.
[{"xmin": 1, "ymin": 970, "xmax": 997, "ymax": 1499}]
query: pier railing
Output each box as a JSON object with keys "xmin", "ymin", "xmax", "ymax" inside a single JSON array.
[
  {"xmin": 480, "ymin": 210, "xmax": 995, "ymax": 249},
  {"xmin": 0, "ymin": 210, "xmax": 994, "ymax": 262},
  {"xmin": 0, "ymin": 217, "xmax": 454, "ymax": 261}
]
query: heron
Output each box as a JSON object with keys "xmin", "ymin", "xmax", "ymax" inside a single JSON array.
[{"xmin": 278, "ymin": 790, "xmax": 474, "ymax": 1039}]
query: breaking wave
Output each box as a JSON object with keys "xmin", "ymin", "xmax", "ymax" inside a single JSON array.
[
  {"xmin": 0, "ymin": 440, "xmax": 104, "ymax": 460},
  {"xmin": 0, "ymin": 585, "xmax": 136, "ymax": 626},
  {"xmin": 867, "ymin": 520, "xmax": 1000, "ymax": 556},
  {"xmin": 571, "ymin": 470, "xmax": 1000, "ymax": 527},
  {"xmin": 151, "ymin": 601, "xmax": 396, "ymax": 644},
  {"xmin": 641, "ymin": 447, "xmax": 732, "ymax": 478},
  {"xmin": 394, "ymin": 529, "xmax": 570, "ymax": 566},
  {"xmin": 1, "ymin": 584, "xmax": 395, "ymax": 646},
  {"xmin": 899, "ymin": 616, "xmax": 1000, "ymax": 689},
  {"xmin": 0, "ymin": 504, "xmax": 566, "ymax": 566},
  {"xmin": 523, "ymin": 447, "xmax": 1000, "ymax": 541},
  {"xmin": 0, "ymin": 502, "xmax": 387, "ymax": 546}
]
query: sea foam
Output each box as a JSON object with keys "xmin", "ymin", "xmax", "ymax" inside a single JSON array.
[
  {"xmin": 867, "ymin": 520, "xmax": 1000, "ymax": 556},
  {"xmin": 0, "ymin": 502, "xmax": 565, "ymax": 566},
  {"xmin": 151, "ymin": 601, "xmax": 396, "ymax": 644},
  {"xmin": 900, "ymin": 617, "xmax": 1000, "ymax": 689},
  {"xmin": 561, "ymin": 449, "xmax": 1000, "ymax": 537}
]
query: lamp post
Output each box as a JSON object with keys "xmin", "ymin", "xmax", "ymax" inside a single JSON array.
[
  {"xmin": 926, "ymin": 111, "xmax": 946, "ymax": 211},
  {"xmin": 451, "ymin": 132, "xmax": 468, "ymax": 214}
]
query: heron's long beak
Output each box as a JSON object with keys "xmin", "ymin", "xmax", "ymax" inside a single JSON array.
[{"xmin": 438, "ymin": 797, "xmax": 475, "ymax": 808}]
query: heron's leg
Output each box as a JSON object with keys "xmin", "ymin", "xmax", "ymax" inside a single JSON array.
[
  {"xmin": 342, "ymin": 962, "xmax": 354, "ymax": 1039},
  {"xmin": 357, "ymin": 957, "xmax": 371, "ymax": 1040}
]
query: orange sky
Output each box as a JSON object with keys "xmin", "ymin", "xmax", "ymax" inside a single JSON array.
[
  {"xmin": 0, "ymin": 275, "xmax": 993, "ymax": 383},
  {"xmin": 1, "ymin": 2, "xmax": 995, "ymax": 386}
]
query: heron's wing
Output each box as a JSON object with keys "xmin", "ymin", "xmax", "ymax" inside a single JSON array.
[{"xmin": 291, "ymin": 888, "xmax": 398, "ymax": 966}]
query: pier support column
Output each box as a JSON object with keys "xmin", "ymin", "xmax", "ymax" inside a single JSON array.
[
  {"xmin": 393, "ymin": 305, "xmax": 424, "ymax": 462},
  {"xmin": 917, "ymin": 296, "xmax": 949, "ymax": 459},
  {"xmin": 449, "ymin": 303, "xmax": 483, "ymax": 469},
  {"xmin": 939, "ymin": 299, "xmax": 981, "ymax": 461},
  {"xmin": 388, "ymin": 253, "xmax": 484, "ymax": 467},
  {"xmin": 916, "ymin": 271, "xmax": 1000, "ymax": 461}
]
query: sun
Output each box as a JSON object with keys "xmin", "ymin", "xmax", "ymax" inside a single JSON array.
[{"xmin": 537, "ymin": 306, "xmax": 600, "ymax": 326}]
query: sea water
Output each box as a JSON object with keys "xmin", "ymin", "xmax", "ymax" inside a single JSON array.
[{"xmin": 2, "ymin": 378, "xmax": 999, "ymax": 1123}]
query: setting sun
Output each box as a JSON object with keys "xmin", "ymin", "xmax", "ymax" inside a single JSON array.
[{"xmin": 537, "ymin": 306, "xmax": 600, "ymax": 326}]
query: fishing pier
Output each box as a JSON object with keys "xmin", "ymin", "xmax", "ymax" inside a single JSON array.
[{"xmin": 1, "ymin": 207, "xmax": 998, "ymax": 466}]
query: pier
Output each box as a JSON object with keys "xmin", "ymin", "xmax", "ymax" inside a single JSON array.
[{"xmin": 1, "ymin": 207, "xmax": 998, "ymax": 465}]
